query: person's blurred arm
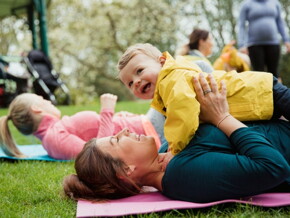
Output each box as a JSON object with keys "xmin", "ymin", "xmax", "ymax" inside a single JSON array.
[
  {"xmin": 238, "ymin": 1, "xmax": 249, "ymax": 54},
  {"xmin": 275, "ymin": 0, "xmax": 290, "ymax": 54}
]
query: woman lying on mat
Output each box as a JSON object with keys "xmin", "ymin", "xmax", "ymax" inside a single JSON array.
[
  {"xmin": 63, "ymin": 75, "xmax": 290, "ymax": 203},
  {"xmin": 0, "ymin": 93, "xmax": 165, "ymax": 160}
]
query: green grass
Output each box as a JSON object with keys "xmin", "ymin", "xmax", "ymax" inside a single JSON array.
[{"xmin": 0, "ymin": 101, "xmax": 290, "ymax": 217}]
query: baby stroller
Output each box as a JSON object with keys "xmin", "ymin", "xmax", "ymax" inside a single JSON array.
[
  {"xmin": 0, "ymin": 56, "xmax": 30, "ymax": 107},
  {"xmin": 24, "ymin": 50, "xmax": 70, "ymax": 105}
]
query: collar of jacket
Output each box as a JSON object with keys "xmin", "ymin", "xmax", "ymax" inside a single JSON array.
[
  {"xmin": 151, "ymin": 52, "xmax": 201, "ymax": 114},
  {"xmin": 189, "ymin": 49, "xmax": 205, "ymax": 58},
  {"xmin": 157, "ymin": 52, "xmax": 201, "ymax": 83}
]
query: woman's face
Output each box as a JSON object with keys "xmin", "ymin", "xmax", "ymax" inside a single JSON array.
[
  {"xmin": 199, "ymin": 34, "xmax": 214, "ymax": 57},
  {"xmin": 96, "ymin": 129, "xmax": 158, "ymax": 167}
]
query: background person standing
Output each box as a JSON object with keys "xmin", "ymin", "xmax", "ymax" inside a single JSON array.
[{"xmin": 238, "ymin": 0, "xmax": 290, "ymax": 80}]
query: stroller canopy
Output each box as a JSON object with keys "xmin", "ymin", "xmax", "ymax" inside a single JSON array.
[
  {"xmin": 25, "ymin": 50, "xmax": 70, "ymax": 105},
  {"xmin": 27, "ymin": 50, "xmax": 59, "ymax": 87}
]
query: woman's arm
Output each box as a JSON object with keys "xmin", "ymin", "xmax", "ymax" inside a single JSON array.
[
  {"xmin": 237, "ymin": 1, "xmax": 248, "ymax": 51},
  {"xmin": 168, "ymin": 73, "xmax": 290, "ymax": 202},
  {"xmin": 193, "ymin": 73, "xmax": 246, "ymax": 136},
  {"xmin": 275, "ymin": 1, "xmax": 290, "ymax": 43},
  {"xmin": 164, "ymin": 125, "xmax": 290, "ymax": 202},
  {"xmin": 161, "ymin": 73, "xmax": 247, "ymax": 169},
  {"xmin": 275, "ymin": 1, "xmax": 290, "ymax": 53}
]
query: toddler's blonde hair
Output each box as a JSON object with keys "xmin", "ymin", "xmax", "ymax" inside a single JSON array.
[
  {"xmin": 0, "ymin": 93, "xmax": 37, "ymax": 157},
  {"xmin": 117, "ymin": 43, "xmax": 162, "ymax": 74}
]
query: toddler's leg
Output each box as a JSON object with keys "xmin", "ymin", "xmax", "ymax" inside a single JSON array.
[
  {"xmin": 146, "ymin": 108, "xmax": 167, "ymax": 145},
  {"xmin": 272, "ymin": 77, "xmax": 290, "ymax": 120}
]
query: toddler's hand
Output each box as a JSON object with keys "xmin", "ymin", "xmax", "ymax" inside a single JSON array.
[{"xmin": 100, "ymin": 93, "xmax": 118, "ymax": 111}]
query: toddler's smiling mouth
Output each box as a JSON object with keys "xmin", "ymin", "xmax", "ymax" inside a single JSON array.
[{"xmin": 142, "ymin": 83, "xmax": 151, "ymax": 93}]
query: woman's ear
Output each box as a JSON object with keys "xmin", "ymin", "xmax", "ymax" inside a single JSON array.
[
  {"xmin": 117, "ymin": 165, "xmax": 136, "ymax": 179},
  {"xmin": 158, "ymin": 55, "xmax": 166, "ymax": 66},
  {"xmin": 126, "ymin": 165, "xmax": 136, "ymax": 176}
]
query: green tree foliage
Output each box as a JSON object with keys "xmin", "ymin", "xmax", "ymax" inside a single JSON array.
[
  {"xmin": 177, "ymin": 0, "xmax": 242, "ymax": 47},
  {"xmin": 0, "ymin": 17, "xmax": 17, "ymax": 54},
  {"xmin": 0, "ymin": 17, "xmax": 31, "ymax": 55},
  {"xmin": 47, "ymin": 0, "xmax": 180, "ymax": 102},
  {"xmin": 0, "ymin": 0, "xmax": 289, "ymax": 102}
]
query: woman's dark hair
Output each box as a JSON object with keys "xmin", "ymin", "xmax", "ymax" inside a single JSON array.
[
  {"xmin": 188, "ymin": 28, "xmax": 210, "ymax": 50},
  {"xmin": 63, "ymin": 138, "xmax": 142, "ymax": 201}
]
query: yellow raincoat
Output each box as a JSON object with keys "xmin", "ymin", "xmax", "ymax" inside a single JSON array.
[
  {"xmin": 213, "ymin": 44, "xmax": 250, "ymax": 72},
  {"xmin": 151, "ymin": 52, "xmax": 273, "ymax": 155}
]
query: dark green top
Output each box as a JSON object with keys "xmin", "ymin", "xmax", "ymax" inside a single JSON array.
[{"xmin": 162, "ymin": 120, "xmax": 290, "ymax": 203}]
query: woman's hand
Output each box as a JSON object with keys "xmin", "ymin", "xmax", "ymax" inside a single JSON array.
[
  {"xmin": 192, "ymin": 73, "xmax": 246, "ymax": 136},
  {"xmin": 193, "ymin": 73, "xmax": 229, "ymax": 126},
  {"xmin": 100, "ymin": 93, "xmax": 118, "ymax": 111}
]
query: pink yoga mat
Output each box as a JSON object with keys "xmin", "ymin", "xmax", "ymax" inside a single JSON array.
[{"xmin": 77, "ymin": 192, "xmax": 290, "ymax": 217}]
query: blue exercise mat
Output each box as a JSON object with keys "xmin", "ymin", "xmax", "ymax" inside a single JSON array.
[{"xmin": 0, "ymin": 145, "xmax": 71, "ymax": 162}]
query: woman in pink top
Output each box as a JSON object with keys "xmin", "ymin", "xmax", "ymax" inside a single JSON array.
[{"xmin": 0, "ymin": 93, "xmax": 164, "ymax": 160}]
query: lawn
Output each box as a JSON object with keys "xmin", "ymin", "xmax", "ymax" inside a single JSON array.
[{"xmin": 0, "ymin": 100, "xmax": 289, "ymax": 217}]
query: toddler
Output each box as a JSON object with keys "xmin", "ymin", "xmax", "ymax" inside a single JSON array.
[{"xmin": 117, "ymin": 43, "xmax": 290, "ymax": 155}]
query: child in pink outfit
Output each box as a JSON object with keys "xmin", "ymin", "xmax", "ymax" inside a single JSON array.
[{"xmin": 0, "ymin": 93, "xmax": 163, "ymax": 160}]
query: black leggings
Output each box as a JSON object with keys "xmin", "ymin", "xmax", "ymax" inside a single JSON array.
[{"xmin": 248, "ymin": 44, "xmax": 280, "ymax": 77}]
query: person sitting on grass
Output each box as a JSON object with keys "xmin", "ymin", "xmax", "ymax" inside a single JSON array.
[
  {"xmin": 0, "ymin": 93, "xmax": 165, "ymax": 160},
  {"xmin": 117, "ymin": 43, "xmax": 290, "ymax": 157},
  {"xmin": 63, "ymin": 75, "xmax": 290, "ymax": 203},
  {"xmin": 213, "ymin": 40, "xmax": 251, "ymax": 72},
  {"xmin": 176, "ymin": 28, "xmax": 214, "ymax": 73}
]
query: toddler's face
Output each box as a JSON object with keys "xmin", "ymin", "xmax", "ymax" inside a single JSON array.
[{"xmin": 119, "ymin": 54, "xmax": 162, "ymax": 99}]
